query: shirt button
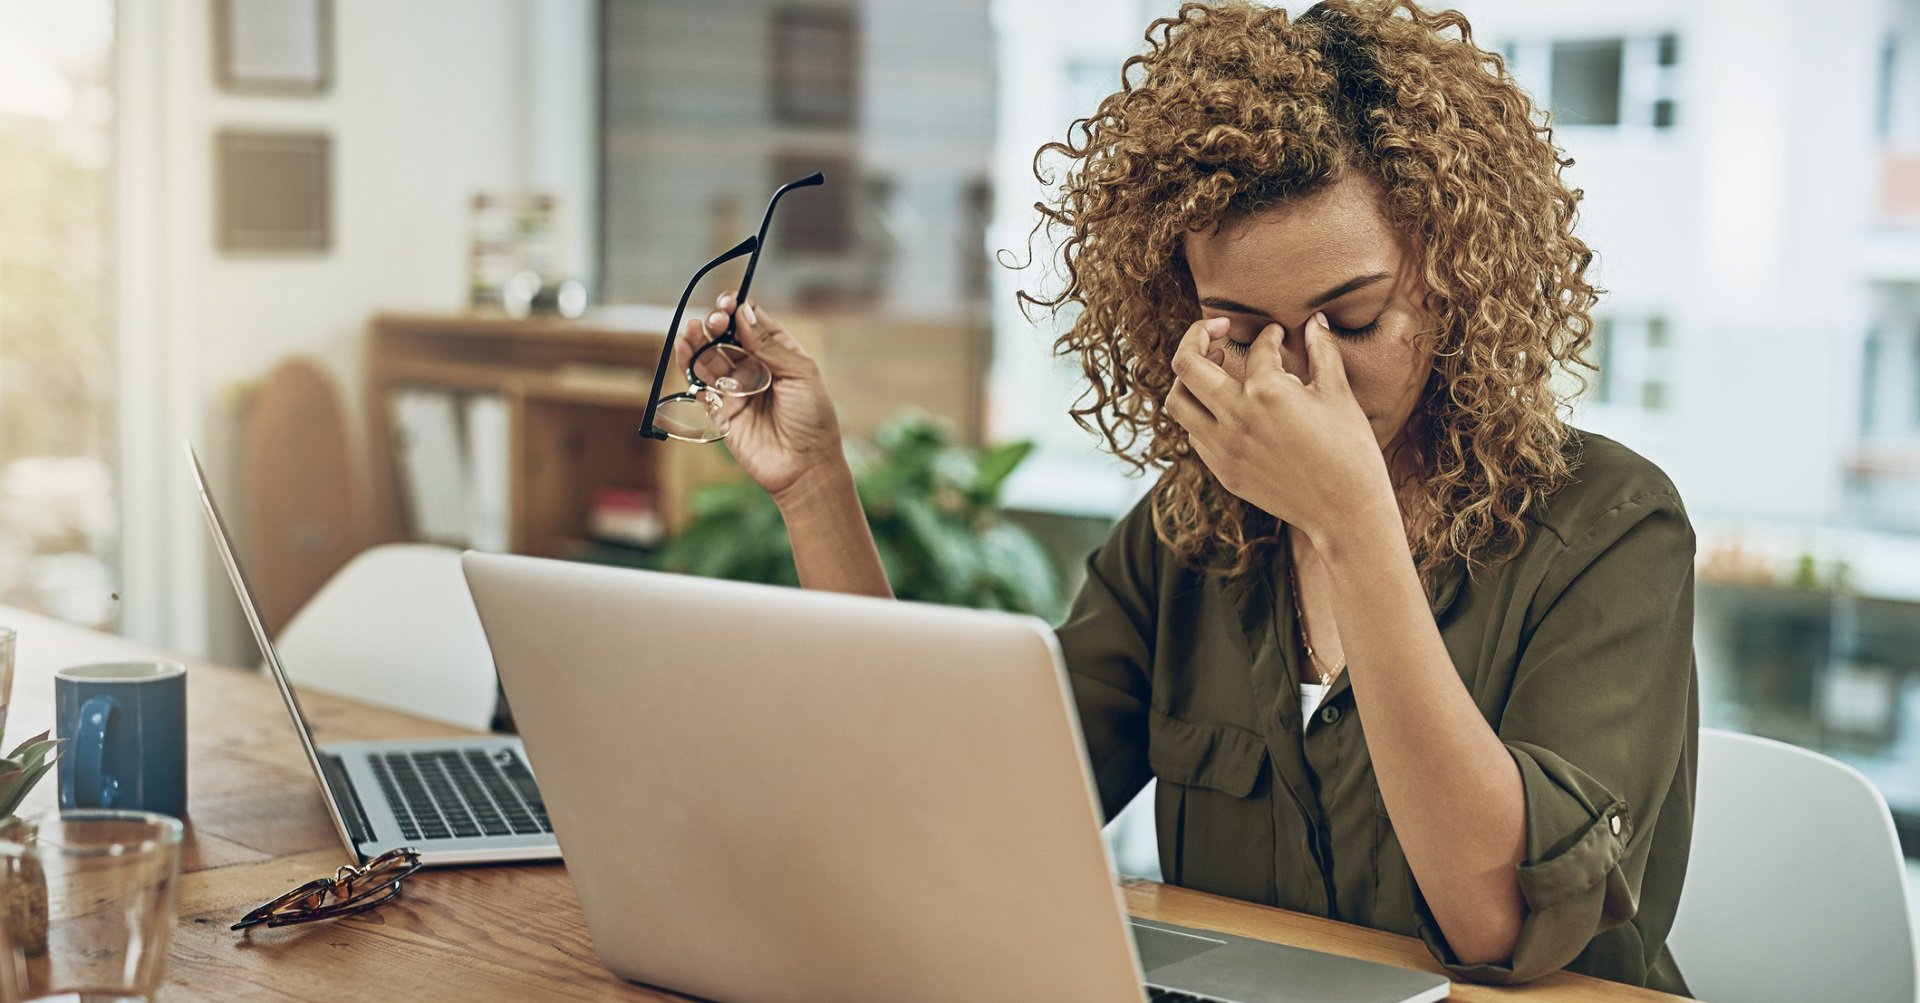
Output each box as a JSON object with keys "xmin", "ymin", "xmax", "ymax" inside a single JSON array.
[
  {"xmin": 1319, "ymin": 705, "xmax": 1341, "ymax": 725},
  {"xmin": 1609, "ymin": 814, "xmax": 1623, "ymax": 836}
]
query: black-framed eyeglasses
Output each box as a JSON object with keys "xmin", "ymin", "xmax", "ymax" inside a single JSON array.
[
  {"xmin": 640, "ymin": 171, "xmax": 826, "ymax": 442},
  {"xmin": 231, "ymin": 847, "xmax": 423, "ymax": 931}
]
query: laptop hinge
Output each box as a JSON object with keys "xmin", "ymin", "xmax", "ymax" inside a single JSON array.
[{"xmin": 319, "ymin": 752, "xmax": 376, "ymax": 847}]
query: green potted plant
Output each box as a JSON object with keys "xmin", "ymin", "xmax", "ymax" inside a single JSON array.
[
  {"xmin": 656, "ymin": 410, "xmax": 1063, "ymax": 620},
  {"xmin": 0, "ymin": 728, "xmax": 62, "ymax": 956}
]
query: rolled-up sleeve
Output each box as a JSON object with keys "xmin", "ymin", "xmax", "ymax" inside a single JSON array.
[
  {"xmin": 1054, "ymin": 496, "xmax": 1160, "ymax": 822},
  {"xmin": 1421, "ymin": 490, "xmax": 1697, "ymax": 984}
]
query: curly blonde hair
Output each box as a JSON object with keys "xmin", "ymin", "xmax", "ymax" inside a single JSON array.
[{"xmin": 1024, "ymin": 0, "xmax": 1598, "ymax": 585}]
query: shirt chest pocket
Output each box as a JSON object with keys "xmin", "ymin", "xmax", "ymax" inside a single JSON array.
[{"xmin": 1146, "ymin": 710, "xmax": 1275, "ymax": 905}]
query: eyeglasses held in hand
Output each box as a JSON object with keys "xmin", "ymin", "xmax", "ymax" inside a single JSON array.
[
  {"xmin": 640, "ymin": 171, "xmax": 827, "ymax": 443},
  {"xmin": 231, "ymin": 846, "xmax": 423, "ymax": 931}
]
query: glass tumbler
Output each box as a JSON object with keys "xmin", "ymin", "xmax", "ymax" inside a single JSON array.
[
  {"xmin": 0, "ymin": 626, "xmax": 15, "ymax": 741},
  {"xmin": 0, "ymin": 811, "xmax": 184, "ymax": 1003}
]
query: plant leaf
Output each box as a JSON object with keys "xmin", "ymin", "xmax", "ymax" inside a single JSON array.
[
  {"xmin": 0, "ymin": 760, "xmax": 56, "ymax": 817},
  {"xmin": 978, "ymin": 521, "xmax": 1063, "ymax": 620},
  {"xmin": 971, "ymin": 440, "xmax": 1034, "ymax": 504},
  {"xmin": 10, "ymin": 737, "xmax": 62, "ymax": 776},
  {"xmin": 656, "ymin": 407, "xmax": 1067, "ymax": 618},
  {"xmin": 6, "ymin": 730, "xmax": 51, "ymax": 761}
]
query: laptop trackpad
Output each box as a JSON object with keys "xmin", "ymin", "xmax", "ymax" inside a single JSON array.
[{"xmin": 1131, "ymin": 922, "xmax": 1228, "ymax": 973}]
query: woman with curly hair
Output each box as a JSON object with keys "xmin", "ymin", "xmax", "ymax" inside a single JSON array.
[{"xmin": 675, "ymin": 0, "xmax": 1695, "ymax": 992}]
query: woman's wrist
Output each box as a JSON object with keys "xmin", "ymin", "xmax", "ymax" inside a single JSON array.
[
  {"xmin": 771, "ymin": 455, "xmax": 859, "ymax": 521},
  {"xmin": 770, "ymin": 454, "xmax": 893, "ymax": 599},
  {"xmin": 1306, "ymin": 490, "xmax": 1405, "ymax": 569}
]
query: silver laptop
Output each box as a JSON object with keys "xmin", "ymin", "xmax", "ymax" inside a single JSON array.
[
  {"xmin": 464, "ymin": 551, "xmax": 1448, "ymax": 1002},
  {"xmin": 187, "ymin": 444, "xmax": 559, "ymax": 867}
]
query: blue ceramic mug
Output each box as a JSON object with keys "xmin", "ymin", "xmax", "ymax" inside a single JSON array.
[{"xmin": 55, "ymin": 661, "xmax": 188, "ymax": 819}]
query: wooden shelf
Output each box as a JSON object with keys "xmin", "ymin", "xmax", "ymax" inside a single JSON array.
[
  {"xmin": 365, "ymin": 307, "xmax": 986, "ymax": 562},
  {"xmin": 366, "ymin": 311, "xmax": 732, "ymax": 559}
]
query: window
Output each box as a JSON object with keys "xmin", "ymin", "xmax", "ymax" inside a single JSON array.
[
  {"xmin": 1852, "ymin": 288, "xmax": 1920, "ymax": 532},
  {"xmin": 1503, "ymin": 33, "xmax": 1679, "ymax": 131},
  {"xmin": 1550, "ymin": 39, "xmax": 1622, "ymax": 126},
  {"xmin": 1860, "ymin": 323, "xmax": 1920, "ymax": 440},
  {"xmin": 1863, "ymin": 285, "xmax": 1920, "ymax": 440},
  {"xmin": 599, "ymin": 0, "xmax": 998, "ymax": 445},
  {"xmin": 0, "ymin": 1, "xmax": 118, "ymax": 627},
  {"xmin": 1586, "ymin": 314, "xmax": 1671, "ymax": 412}
]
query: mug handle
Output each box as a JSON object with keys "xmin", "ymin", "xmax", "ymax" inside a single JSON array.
[{"xmin": 73, "ymin": 694, "xmax": 120, "ymax": 809}]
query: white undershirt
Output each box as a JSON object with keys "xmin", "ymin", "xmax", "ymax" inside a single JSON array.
[{"xmin": 1300, "ymin": 681, "xmax": 1330, "ymax": 729}]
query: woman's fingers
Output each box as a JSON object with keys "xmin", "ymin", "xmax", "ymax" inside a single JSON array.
[
  {"xmin": 703, "ymin": 305, "xmax": 731, "ymax": 337},
  {"xmin": 673, "ymin": 315, "xmax": 709, "ymax": 371},
  {"xmin": 1244, "ymin": 322, "xmax": 1297, "ymax": 386},
  {"xmin": 1165, "ymin": 374, "xmax": 1217, "ymax": 434},
  {"xmin": 1302, "ymin": 311, "xmax": 1352, "ymax": 393},
  {"xmin": 702, "ymin": 291, "xmax": 739, "ymax": 340},
  {"xmin": 673, "ymin": 290, "xmax": 738, "ymax": 371},
  {"xmin": 1171, "ymin": 318, "xmax": 1240, "ymax": 419},
  {"xmin": 732, "ymin": 299, "xmax": 816, "ymax": 378}
]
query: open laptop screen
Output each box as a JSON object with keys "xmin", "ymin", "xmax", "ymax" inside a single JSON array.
[{"xmin": 183, "ymin": 441, "xmax": 358, "ymax": 853}]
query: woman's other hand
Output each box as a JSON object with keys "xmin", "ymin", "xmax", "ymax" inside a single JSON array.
[
  {"xmin": 1165, "ymin": 312, "xmax": 1399, "ymax": 550},
  {"xmin": 677, "ymin": 292, "xmax": 846, "ymax": 502}
]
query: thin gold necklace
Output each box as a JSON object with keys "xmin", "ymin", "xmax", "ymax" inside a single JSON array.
[{"xmin": 1287, "ymin": 553, "xmax": 1345, "ymax": 687}]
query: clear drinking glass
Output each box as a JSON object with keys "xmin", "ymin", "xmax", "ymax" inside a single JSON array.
[
  {"xmin": 0, "ymin": 811, "xmax": 184, "ymax": 1003},
  {"xmin": 0, "ymin": 627, "xmax": 15, "ymax": 741}
]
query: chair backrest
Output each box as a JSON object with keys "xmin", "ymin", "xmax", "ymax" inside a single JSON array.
[
  {"xmin": 243, "ymin": 356, "xmax": 362, "ymax": 634},
  {"xmin": 1668, "ymin": 728, "xmax": 1916, "ymax": 1003},
  {"xmin": 273, "ymin": 544, "xmax": 499, "ymax": 732}
]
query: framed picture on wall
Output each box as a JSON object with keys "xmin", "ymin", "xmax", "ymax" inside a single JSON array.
[
  {"xmin": 214, "ymin": 0, "xmax": 333, "ymax": 95},
  {"xmin": 772, "ymin": 7, "xmax": 858, "ymax": 126},
  {"xmin": 215, "ymin": 130, "xmax": 332, "ymax": 254}
]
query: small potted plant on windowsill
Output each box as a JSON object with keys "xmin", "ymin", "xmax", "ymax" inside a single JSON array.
[{"xmin": 0, "ymin": 730, "xmax": 64, "ymax": 957}]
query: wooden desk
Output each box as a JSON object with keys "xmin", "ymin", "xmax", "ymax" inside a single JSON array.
[{"xmin": 1, "ymin": 608, "xmax": 1686, "ymax": 1001}]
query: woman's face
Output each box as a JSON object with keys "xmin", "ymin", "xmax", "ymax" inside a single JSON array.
[{"xmin": 1181, "ymin": 173, "xmax": 1433, "ymax": 454}]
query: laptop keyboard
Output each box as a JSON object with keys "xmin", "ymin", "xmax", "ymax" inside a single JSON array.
[
  {"xmin": 367, "ymin": 748, "xmax": 552, "ymax": 842},
  {"xmin": 1146, "ymin": 990, "xmax": 1214, "ymax": 1002}
]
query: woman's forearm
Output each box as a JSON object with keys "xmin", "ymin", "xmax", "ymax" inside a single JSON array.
[
  {"xmin": 1315, "ymin": 506, "xmax": 1527, "ymax": 967},
  {"xmin": 773, "ymin": 459, "xmax": 894, "ymax": 599}
]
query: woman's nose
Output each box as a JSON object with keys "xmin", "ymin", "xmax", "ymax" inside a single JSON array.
[{"xmin": 1277, "ymin": 325, "xmax": 1310, "ymax": 381}]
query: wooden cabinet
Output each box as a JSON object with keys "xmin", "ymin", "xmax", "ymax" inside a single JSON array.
[
  {"xmin": 366, "ymin": 311, "xmax": 733, "ymax": 559},
  {"xmin": 365, "ymin": 308, "xmax": 985, "ymax": 560}
]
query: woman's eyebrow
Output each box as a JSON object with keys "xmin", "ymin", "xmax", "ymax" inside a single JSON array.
[
  {"xmin": 1306, "ymin": 271, "xmax": 1392, "ymax": 309},
  {"xmin": 1198, "ymin": 296, "xmax": 1271, "ymax": 315},
  {"xmin": 1198, "ymin": 271, "xmax": 1394, "ymax": 318}
]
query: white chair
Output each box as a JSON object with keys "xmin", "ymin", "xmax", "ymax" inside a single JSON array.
[
  {"xmin": 1104, "ymin": 779, "xmax": 1163, "ymax": 880},
  {"xmin": 272, "ymin": 544, "xmax": 500, "ymax": 732},
  {"xmin": 1668, "ymin": 728, "xmax": 1917, "ymax": 1003}
]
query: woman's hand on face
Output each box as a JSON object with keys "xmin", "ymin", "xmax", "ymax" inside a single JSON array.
[
  {"xmin": 1165, "ymin": 313, "xmax": 1399, "ymax": 548},
  {"xmin": 677, "ymin": 293, "xmax": 846, "ymax": 502}
]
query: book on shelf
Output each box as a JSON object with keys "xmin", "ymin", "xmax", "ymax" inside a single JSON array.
[
  {"xmin": 388, "ymin": 388, "xmax": 512, "ymax": 551},
  {"xmin": 464, "ymin": 394, "xmax": 511, "ymax": 552}
]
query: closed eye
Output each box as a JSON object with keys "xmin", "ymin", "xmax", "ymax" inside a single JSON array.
[{"xmin": 1331, "ymin": 319, "xmax": 1380, "ymax": 340}]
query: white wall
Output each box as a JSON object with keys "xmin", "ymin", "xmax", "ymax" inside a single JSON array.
[{"xmin": 116, "ymin": 0, "xmax": 596, "ymax": 661}]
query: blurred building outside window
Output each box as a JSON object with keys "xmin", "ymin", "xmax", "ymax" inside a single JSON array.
[
  {"xmin": 0, "ymin": 0, "xmax": 117, "ymax": 629},
  {"xmin": 1472, "ymin": 0, "xmax": 1920, "ymax": 854},
  {"xmin": 1502, "ymin": 32, "xmax": 1678, "ymax": 132},
  {"xmin": 1586, "ymin": 315, "xmax": 1672, "ymax": 411}
]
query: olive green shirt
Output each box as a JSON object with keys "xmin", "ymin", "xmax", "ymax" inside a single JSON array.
[{"xmin": 1057, "ymin": 429, "xmax": 1697, "ymax": 994}]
